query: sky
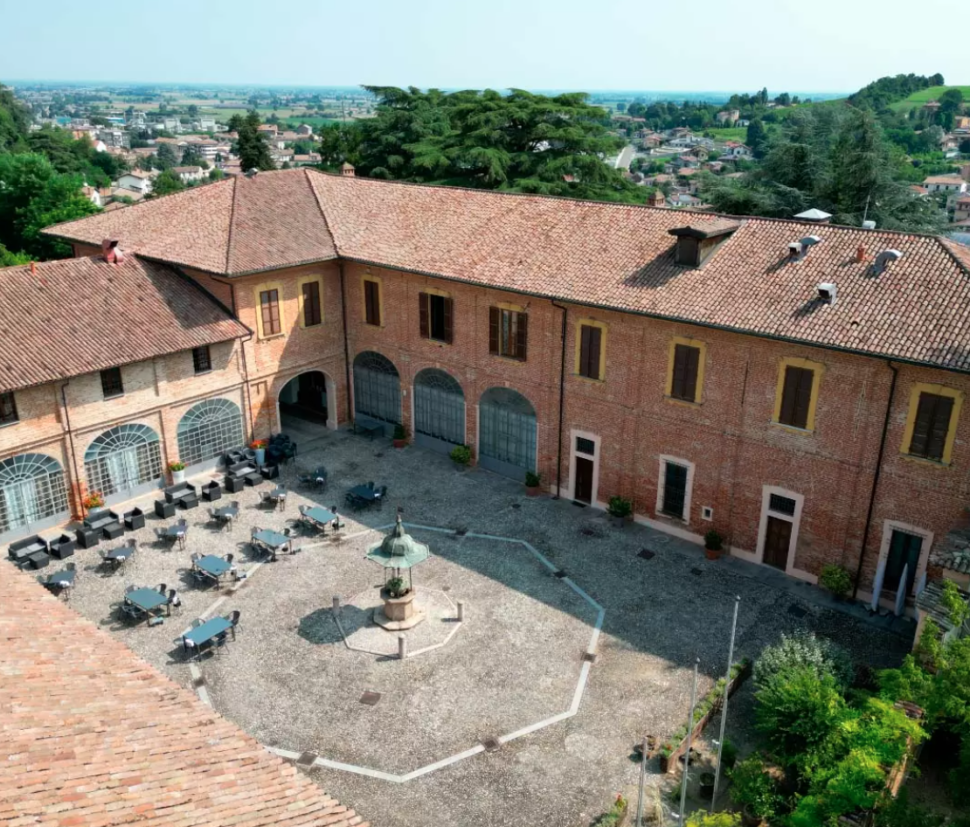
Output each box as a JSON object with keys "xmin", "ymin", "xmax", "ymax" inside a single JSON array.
[{"xmin": 0, "ymin": 0, "xmax": 963, "ymax": 93}]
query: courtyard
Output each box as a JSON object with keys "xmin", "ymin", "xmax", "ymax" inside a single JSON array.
[{"xmin": 61, "ymin": 421, "xmax": 914, "ymax": 827}]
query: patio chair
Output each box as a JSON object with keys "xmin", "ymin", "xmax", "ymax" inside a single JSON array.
[
  {"xmin": 125, "ymin": 584, "xmax": 137, "ymax": 594},
  {"xmin": 156, "ymin": 583, "xmax": 167, "ymax": 595},
  {"xmin": 177, "ymin": 518, "xmax": 188, "ymax": 532},
  {"xmin": 191, "ymin": 617, "xmax": 204, "ymax": 628},
  {"xmin": 227, "ymin": 609, "xmax": 241, "ymax": 639},
  {"xmin": 190, "ymin": 552, "xmax": 201, "ymax": 564},
  {"xmin": 214, "ymin": 631, "xmax": 229, "ymax": 652},
  {"xmin": 121, "ymin": 602, "xmax": 141, "ymax": 620},
  {"xmin": 225, "ymin": 553, "xmax": 233, "ymax": 566},
  {"xmin": 208, "ymin": 507, "xmax": 220, "ymax": 522},
  {"xmin": 154, "ymin": 527, "xmax": 172, "ymax": 544},
  {"xmin": 367, "ymin": 481, "xmax": 375, "ymax": 490},
  {"xmin": 167, "ymin": 589, "xmax": 181, "ymax": 613},
  {"xmin": 65, "ymin": 561, "xmax": 76, "ymax": 572}
]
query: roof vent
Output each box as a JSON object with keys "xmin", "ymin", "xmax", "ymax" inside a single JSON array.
[
  {"xmin": 244, "ymin": 168, "xmax": 258, "ymax": 178},
  {"xmin": 800, "ymin": 235, "xmax": 822, "ymax": 248},
  {"xmin": 788, "ymin": 242, "xmax": 803, "ymax": 260},
  {"xmin": 873, "ymin": 249, "xmax": 903, "ymax": 273},
  {"xmin": 794, "ymin": 208, "xmax": 832, "ymax": 224},
  {"xmin": 816, "ymin": 282, "xmax": 837, "ymax": 304},
  {"xmin": 861, "ymin": 220, "xmax": 876, "ymax": 230}
]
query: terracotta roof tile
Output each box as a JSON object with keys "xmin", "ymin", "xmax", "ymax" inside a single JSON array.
[
  {"xmin": 45, "ymin": 169, "xmax": 970, "ymax": 371},
  {"xmin": 0, "ymin": 567, "xmax": 368, "ymax": 827},
  {"xmin": 0, "ymin": 256, "xmax": 248, "ymax": 393}
]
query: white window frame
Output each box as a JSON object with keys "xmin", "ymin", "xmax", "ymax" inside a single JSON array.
[
  {"xmin": 567, "ymin": 429, "xmax": 601, "ymax": 506},
  {"xmin": 755, "ymin": 485, "xmax": 811, "ymax": 581},
  {"xmin": 872, "ymin": 520, "xmax": 934, "ymax": 608},
  {"xmin": 656, "ymin": 455, "xmax": 695, "ymax": 524}
]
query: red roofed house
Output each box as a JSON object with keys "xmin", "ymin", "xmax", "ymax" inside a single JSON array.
[{"xmin": 0, "ymin": 168, "xmax": 967, "ymax": 618}]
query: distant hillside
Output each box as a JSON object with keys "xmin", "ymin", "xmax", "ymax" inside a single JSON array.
[{"xmin": 890, "ymin": 85, "xmax": 970, "ymax": 112}]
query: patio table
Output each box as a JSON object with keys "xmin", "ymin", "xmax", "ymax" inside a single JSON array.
[
  {"xmin": 44, "ymin": 569, "xmax": 76, "ymax": 589},
  {"xmin": 165, "ymin": 523, "xmax": 188, "ymax": 549},
  {"xmin": 301, "ymin": 505, "xmax": 336, "ymax": 527},
  {"xmin": 348, "ymin": 484, "xmax": 380, "ymax": 503},
  {"xmin": 104, "ymin": 546, "xmax": 133, "ymax": 563},
  {"xmin": 126, "ymin": 587, "xmax": 167, "ymax": 616},
  {"xmin": 213, "ymin": 505, "xmax": 239, "ymax": 527},
  {"xmin": 196, "ymin": 555, "xmax": 231, "ymax": 579},
  {"xmin": 253, "ymin": 528, "xmax": 290, "ymax": 556},
  {"xmin": 182, "ymin": 616, "xmax": 233, "ymax": 657}
]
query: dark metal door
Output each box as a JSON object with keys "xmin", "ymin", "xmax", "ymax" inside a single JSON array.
[
  {"xmin": 414, "ymin": 369, "xmax": 465, "ymax": 454},
  {"xmin": 353, "ymin": 352, "xmax": 401, "ymax": 434},
  {"xmin": 478, "ymin": 388, "xmax": 537, "ymax": 481},
  {"xmin": 763, "ymin": 516, "xmax": 792, "ymax": 570},
  {"xmin": 574, "ymin": 456, "xmax": 594, "ymax": 503}
]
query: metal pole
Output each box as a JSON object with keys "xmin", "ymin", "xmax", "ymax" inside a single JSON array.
[
  {"xmin": 635, "ymin": 736, "xmax": 647, "ymax": 826},
  {"xmin": 710, "ymin": 596, "xmax": 740, "ymax": 811},
  {"xmin": 679, "ymin": 658, "xmax": 700, "ymax": 822}
]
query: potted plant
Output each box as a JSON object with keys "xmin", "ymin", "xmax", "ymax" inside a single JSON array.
[
  {"xmin": 168, "ymin": 460, "xmax": 186, "ymax": 484},
  {"xmin": 524, "ymin": 471, "xmax": 541, "ymax": 496},
  {"xmin": 392, "ymin": 424, "xmax": 408, "ymax": 448},
  {"xmin": 449, "ymin": 444, "xmax": 472, "ymax": 468},
  {"xmin": 384, "ymin": 576, "xmax": 409, "ymax": 599},
  {"xmin": 819, "ymin": 564, "xmax": 853, "ymax": 601},
  {"xmin": 249, "ymin": 440, "xmax": 267, "ymax": 465},
  {"xmin": 607, "ymin": 496, "xmax": 633, "ymax": 528},
  {"xmin": 704, "ymin": 529, "xmax": 724, "ymax": 560},
  {"xmin": 592, "ymin": 793, "xmax": 628, "ymax": 826},
  {"xmin": 82, "ymin": 490, "xmax": 104, "ymax": 513},
  {"xmin": 729, "ymin": 757, "xmax": 780, "ymax": 827}
]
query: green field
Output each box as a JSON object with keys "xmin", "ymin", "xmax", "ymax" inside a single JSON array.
[
  {"xmin": 890, "ymin": 85, "xmax": 970, "ymax": 112},
  {"xmin": 705, "ymin": 126, "xmax": 747, "ymax": 141}
]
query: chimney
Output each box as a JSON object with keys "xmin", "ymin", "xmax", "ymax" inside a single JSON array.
[
  {"xmin": 816, "ymin": 282, "xmax": 837, "ymax": 304},
  {"xmin": 855, "ymin": 245, "xmax": 866, "ymax": 263},
  {"xmin": 101, "ymin": 238, "xmax": 125, "ymax": 265},
  {"xmin": 340, "ymin": 162, "xmax": 355, "ymax": 177},
  {"xmin": 30, "ymin": 261, "xmax": 37, "ymax": 275}
]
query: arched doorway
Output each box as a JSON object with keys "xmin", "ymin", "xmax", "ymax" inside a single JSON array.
[
  {"xmin": 0, "ymin": 453, "xmax": 69, "ymax": 541},
  {"xmin": 84, "ymin": 423, "xmax": 163, "ymax": 505},
  {"xmin": 413, "ymin": 368, "xmax": 465, "ymax": 454},
  {"xmin": 478, "ymin": 387, "xmax": 537, "ymax": 481},
  {"xmin": 177, "ymin": 398, "xmax": 245, "ymax": 473},
  {"xmin": 278, "ymin": 370, "xmax": 336, "ymax": 432},
  {"xmin": 353, "ymin": 351, "xmax": 401, "ymax": 436}
]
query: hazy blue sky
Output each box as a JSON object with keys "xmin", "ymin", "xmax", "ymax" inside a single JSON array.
[{"xmin": 0, "ymin": 0, "xmax": 963, "ymax": 93}]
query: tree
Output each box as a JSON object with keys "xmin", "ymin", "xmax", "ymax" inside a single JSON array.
[
  {"xmin": 0, "ymin": 243, "xmax": 33, "ymax": 266},
  {"xmin": 0, "ymin": 84, "xmax": 31, "ymax": 151},
  {"xmin": 149, "ymin": 169, "xmax": 184, "ymax": 197},
  {"xmin": 187, "ymin": 104, "xmax": 199, "ymax": 118},
  {"xmin": 154, "ymin": 142, "xmax": 179, "ymax": 170},
  {"xmin": 234, "ymin": 109, "xmax": 276, "ymax": 172},
  {"xmin": 746, "ymin": 119, "xmax": 768, "ymax": 158}
]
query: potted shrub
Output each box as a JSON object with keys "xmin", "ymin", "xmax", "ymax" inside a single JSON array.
[
  {"xmin": 524, "ymin": 471, "xmax": 541, "ymax": 497},
  {"xmin": 704, "ymin": 529, "xmax": 724, "ymax": 560},
  {"xmin": 449, "ymin": 444, "xmax": 472, "ymax": 468},
  {"xmin": 729, "ymin": 757, "xmax": 780, "ymax": 827},
  {"xmin": 383, "ymin": 576, "xmax": 409, "ymax": 599},
  {"xmin": 392, "ymin": 424, "xmax": 408, "ymax": 448},
  {"xmin": 168, "ymin": 460, "xmax": 186, "ymax": 484},
  {"xmin": 819, "ymin": 563, "xmax": 853, "ymax": 601},
  {"xmin": 82, "ymin": 490, "xmax": 104, "ymax": 513},
  {"xmin": 249, "ymin": 440, "xmax": 267, "ymax": 465},
  {"xmin": 607, "ymin": 495, "xmax": 633, "ymax": 528},
  {"xmin": 591, "ymin": 793, "xmax": 628, "ymax": 826}
]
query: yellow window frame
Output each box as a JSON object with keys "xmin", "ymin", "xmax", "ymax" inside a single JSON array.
[
  {"xmin": 362, "ymin": 273, "xmax": 384, "ymax": 327},
  {"xmin": 573, "ymin": 319, "xmax": 608, "ymax": 381},
  {"xmin": 665, "ymin": 335, "xmax": 707, "ymax": 404},
  {"xmin": 772, "ymin": 356, "xmax": 824, "ymax": 432},
  {"xmin": 296, "ymin": 274, "xmax": 324, "ymax": 329},
  {"xmin": 900, "ymin": 382, "xmax": 964, "ymax": 466},
  {"xmin": 253, "ymin": 280, "xmax": 285, "ymax": 339}
]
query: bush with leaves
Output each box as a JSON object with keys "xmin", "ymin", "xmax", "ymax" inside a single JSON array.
[
  {"xmin": 729, "ymin": 756, "xmax": 782, "ymax": 820},
  {"xmin": 940, "ymin": 579, "xmax": 970, "ymax": 628},
  {"xmin": 819, "ymin": 564, "xmax": 853, "ymax": 599},
  {"xmin": 685, "ymin": 813, "xmax": 740, "ymax": 827},
  {"xmin": 754, "ymin": 631, "xmax": 854, "ymax": 691}
]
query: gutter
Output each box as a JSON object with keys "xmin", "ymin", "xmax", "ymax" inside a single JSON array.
[
  {"xmin": 338, "ymin": 261, "xmax": 353, "ymax": 424},
  {"xmin": 852, "ymin": 360, "xmax": 899, "ymax": 601},
  {"xmin": 60, "ymin": 382, "xmax": 85, "ymax": 520},
  {"xmin": 551, "ymin": 300, "xmax": 568, "ymax": 499}
]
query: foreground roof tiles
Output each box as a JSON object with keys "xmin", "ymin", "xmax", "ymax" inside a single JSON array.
[
  {"xmin": 0, "ymin": 567, "xmax": 368, "ymax": 827},
  {"xmin": 46, "ymin": 168, "xmax": 970, "ymax": 372},
  {"xmin": 0, "ymin": 256, "xmax": 248, "ymax": 393}
]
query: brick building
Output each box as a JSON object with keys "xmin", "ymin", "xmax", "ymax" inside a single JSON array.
[{"xmin": 2, "ymin": 167, "xmax": 967, "ymax": 612}]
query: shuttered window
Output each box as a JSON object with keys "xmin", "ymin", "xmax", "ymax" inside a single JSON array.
[
  {"xmin": 100, "ymin": 367, "xmax": 124, "ymax": 399},
  {"xmin": 489, "ymin": 307, "xmax": 528, "ymax": 361},
  {"xmin": 661, "ymin": 462, "xmax": 689, "ymax": 519},
  {"xmin": 908, "ymin": 392, "xmax": 955, "ymax": 461},
  {"xmin": 578, "ymin": 324, "xmax": 603, "ymax": 380},
  {"xmin": 670, "ymin": 344, "xmax": 700, "ymax": 402},
  {"xmin": 778, "ymin": 366, "xmax": 814, "ymax": 429},
  {"xmin": 364, "ymin": 280, "xmax": 381, "ymax": 326},
  {"xmin": 0, "ymin": 392, "xmax": 18, "ymax": 425},
  {"xmin": 192, "ymin": 346, "xmax": 212, "ymax": 374},
  {"xmin": 419, "ymin": 292, "xmax": 453, "ymax": 343},
  {"xmin": 259, "ymin": 289, "xmax": 281, "ymax": 335},
  {"xmin": 301, "ymin": 280, "xmax": 322, "ymax": 327}
]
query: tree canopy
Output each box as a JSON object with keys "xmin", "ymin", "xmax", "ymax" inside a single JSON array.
[{"xmin": 229, "ymin": 110, "xmax": 276, "ymax": 172}]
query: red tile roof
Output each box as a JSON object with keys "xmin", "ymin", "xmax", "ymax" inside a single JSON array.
[
  {"xmin": 0, "ymin": 567, "xmax": 367, "ymax": 827},
  {"xmin": 45, "ymin": 169, "xmax": 970, "ymax": 372},
  {"xmin": 0, "ymin": 256, "xmax": 248, "ymax": 393}
]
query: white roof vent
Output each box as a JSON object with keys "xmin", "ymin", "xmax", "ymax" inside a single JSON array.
[
  {"xmin": 874, "ymin": 249, "xmax": 903, "ymax": 273},
  {"xmin": 861, "ymin": 220, "xmax": 876, "ymax": 230},
  {"xmin": 816, "ymin": 282, "xmax": 837, "ymax": 304},
  {"xmin": 788, "ymin": 241, "xmax": 803, "ymax": 259},
  {"xmin": 800, "ymin": 235, "xmax": 822, "ymax": 248}
]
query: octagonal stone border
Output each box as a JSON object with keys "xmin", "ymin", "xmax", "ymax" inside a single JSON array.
[{"xmin": 185, "ymin": 523, "xmax": 605, "ymax": 784}]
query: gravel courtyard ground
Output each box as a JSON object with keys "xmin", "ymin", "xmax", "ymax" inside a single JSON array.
[{"xmin": 61, "ymin": 417, "xmax": 915, "ymax": 827}]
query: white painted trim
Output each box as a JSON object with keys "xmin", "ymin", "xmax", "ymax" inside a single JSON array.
[
  {"xmin": 567, "ymin": 429, "xmax": 600, "ymax": 504},
  {"xmin": 875, "ymin": 519, "xmax": 934, "ymax": 603},
  {"xmin": 755, "ymin": 485, "xmax": 806, "ymax": 579},
  {"xmin": 656, "ymin": 455, "xmax": 695, "ymax": 525}
]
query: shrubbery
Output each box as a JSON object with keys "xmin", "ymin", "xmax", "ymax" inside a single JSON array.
[{"xmin": 754, "ymin": 631, "xmax": 854, "ymax": 691}]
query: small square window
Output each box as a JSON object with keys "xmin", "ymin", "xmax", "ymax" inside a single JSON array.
[
  {"xmin": 100, "ymin": 367, "xmax": 124, "ymax": 399},
  {"xmin": 192, "ymin": 346, "xmax": 212, "ymax": 374},
  {"xmin": 768, "ymin": 494, "xmax": 797, "ymax": 516},
  {"xmin": 576, "ymin": 437, "xmax": 596, "ymax": 456},
  {"xmin": 0, "ymin": 391, "xmax": 18, "ymax": 425}
]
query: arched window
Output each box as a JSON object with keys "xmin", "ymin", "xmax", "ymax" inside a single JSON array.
[
  {"xmin": 177, "ymin": 398, "xmax": 244, "ymax": 467},
  {"xmin": 414, "ymin": 368, "xmax": 465, "ymax": 449},
  {"xmin": 353, "ymin": 351, "xmax": 401, "ymax": 425},
  {"xmin": 84, "ymin": 424, "xmax": 162, "ymax": 498},
  {"xmin": 0, "ymin": 453, "xmax": 69, "ymax": 533},
  {"xmin": 478, "ymin": 387, "xmax": 537, "ymax": 480}
]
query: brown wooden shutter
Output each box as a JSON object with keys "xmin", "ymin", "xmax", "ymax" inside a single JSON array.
[
  {"xmin": 515, "ymin": 312, "xmax": 528, "ymax": 361},
  {"xmin": 418, "ymin": 292, "xmax": 429, "ymax": 339},
  {"xmin": 779, "ymin": 367, "xmax": 801, "ymax": 426},
  {"xmin": 780, "ymin": 366, "xmax": 813, "ymax": 428},
  {"xmin": 683, "ymin": 345, "xmax": 699, "ymax": 401},
  {"xmin": 586, "ymin": 326, "xmax": 602, "ymax": 379},
  {"xmin": 302, "ymin": 281, "xmax": 321, "ymax": 326},
  {"xmin": 912, "ymin": 393, "xmax": 954, "ymax": 460},
  {"xmin": 671, "ymin": 344, "xmax": 688, "ymax": 399},
  {"xmin": 443, "ymin": 297, "xmax": 454, "ymax": 344},
  {"xmin": 261, "ymin": 289, "xmax": 280, "ymax": 335},
  {"xmin": 365, "ymin": 281, "xmax": 380, "ymax": 326},
  {"xmin": 489, "ymin": 307, "xmax": 500, "ymax": 354}
]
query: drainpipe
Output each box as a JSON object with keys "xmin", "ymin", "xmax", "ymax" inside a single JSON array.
[
  {"xmin": 339, "ymin": 261, "xmax": 353, "ymax": 425},
  {"xmin": 60, "ymin": 382, "xmax": 85, "ymax": 520},
  {"xmin": 852, "ymin": 360, "xmax": 898, "ymax": 600},
  {"xmin": 551, "ymin": 300, "xmax": 568, "ymax": 499}
]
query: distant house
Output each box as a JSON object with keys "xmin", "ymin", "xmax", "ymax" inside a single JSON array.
[
  {"xmin": 109, "ymin": 186, "xmax": 145, "ymax": 203},
  {"xmin": 955, "ymin": 116, "xmax": 970, "ymax": 131},
  {"xmin": 910, "ymin": 185, "xmax": 929, "ymax": 197},
  {"xmin": 647, "ymin": 190, "xmax": 666, "ymax": 207},
  {"xmin": 296, "ymin": 124, "xmax": 314, "ymax": 136},
  {"xmin": 117, "ymin": 170, "xmax": 154, "ymax": 195},
  {"xmin": 80, "ymin": 185, "xmax": 106, "ymax": 207},
  {"xmin": 923, "ymin": 100, "xmax": 942, "ymax": 112},
  {"xmin": 258, "ymin": 124, "xmax": 279, "ymax": 138},
  {"xmin": 721, "ymin": 142, "xmax": 752, "ymax": 160},
  {"xmin": 716, "ymin": 109, "xmax": 740, "ymax": 125},
  {"xmin": 90, "ymin": 139, "xmax": 107, "ymax": 153},
  {"xmin": 954, "ymin": 196, "xmax": 970, "ymax": 223},
  {"xmin": 172, "ymin": 166, "xmax": 205, "ymax": 184},
  {"xmin": 923, "ymin": 175, "xmax": 967, "ymax": 194}
]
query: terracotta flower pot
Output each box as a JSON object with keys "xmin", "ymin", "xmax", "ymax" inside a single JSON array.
[
  {"xmin": 393, "ymin": 439, "xmax": 406, "ymax": 449},
  {"xmin": 525, "ymin": 485, "xmax": 540, "ymax": 497},
  {"xmin": 705, "ymin": 546, "xmax": 722, "ymax": 560}
]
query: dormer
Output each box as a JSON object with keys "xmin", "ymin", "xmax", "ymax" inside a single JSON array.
[{"xmin": 668, "ymin": 220, "xmax": 741, "ymax": 267}]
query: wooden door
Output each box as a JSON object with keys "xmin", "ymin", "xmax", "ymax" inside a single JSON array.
[
  {"xmin": 763, "ymin": 516, "xmax": 792, "ymax": 570},
  {"xmin": 574, "ymin": 456, "xmax": 594, "ymax": 504}
]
